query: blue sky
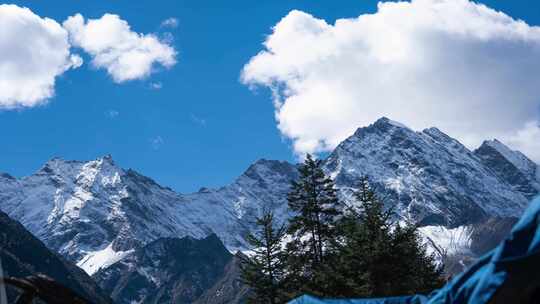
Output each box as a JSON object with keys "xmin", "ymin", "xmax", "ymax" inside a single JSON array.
[{"xmin": 1, "ymin": 0, "xmax": 539, "ymax": 193}]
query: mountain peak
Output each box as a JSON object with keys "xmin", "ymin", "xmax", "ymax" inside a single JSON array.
[
  {"xmin": 422, "ymin": 127, "xmax": 462, "ymax": 146},
  {"xmin": 100, "ymin": 154, "xmax": 115, "ymax": 163},
  {"xmin": 94, "ymin": 154, "xmax": 119, "ymax": 172},
  {"xmin": 44, "ymin": 156, "xmax": 69, "ymax": 165},
  {"xmin": 40, "ymin": 155, "xmax": 118, "ymax": 176},
  {"xmin": 373, "ymin": 117, "xmax": 410, "ymax": 129},
  {"xmin": 480, "ymin": 139, "xmax": 517, "ymax": 155},
  {"xmin": 478, "ymin": 139, "xmax": 535, "ymax": 172},
  {"xmin": 327, "ymin": 117, "xmax": 529, "ymax": 226},
  {"xmin": 481, "ymin": 139, "xmax": 506, "ymax": 150},
  {"xmin": 474, "ymin": 139, "xmax": 539, "ymax": 199},
  {"xmin": 39, "ymin": 157, "xmax": 82, "ymax": 176},
  {"xmin": 353, "ymin": 117, "xmax": 411, "ymax": 138},
  {"xmin": 242, "ymin": 159, "xmax": 297, "ymax": 181},
  {"xmin": 40, "ymin": 155, "xmax": 119, "ymax": 176}
]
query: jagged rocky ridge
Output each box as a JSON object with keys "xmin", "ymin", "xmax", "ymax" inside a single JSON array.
[
  {"xmin": 326, "ymin": 119, "xmax": 531, "ymax": 226},
  {"xmin": 94, "ymin": 234, "xmax": 249, "ymax": 304},
  {"xmin": 0, "ymin": 210, "xmax": 112, "ymax": 303},
  {"xmin": 0, "ymin": 117, "xmax": 538, "ymax": 286},
  {"xmin": 474, "ymin": 139, "xmax": 540, "ymax": 200}
]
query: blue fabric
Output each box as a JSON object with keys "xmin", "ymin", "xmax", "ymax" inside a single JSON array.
[
  {"xmin": 288, "ymin": 196, "xmax": 540, "ymax": 304},
  {"xmin": 288, "ymin": 294, "xmax": 427, "ymax": 304}
]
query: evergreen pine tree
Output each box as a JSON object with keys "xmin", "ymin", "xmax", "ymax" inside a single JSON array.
[
  {"xmin": 334, "ymin": 176, "xmax": 444, "ymax": 297},
  {"xmin": 285, "ymin": 153, "xmax": 340, "ymax": 296},
  {"xmin": 240, "ymin": 212, "xmax": 287, "ymax": 304},
  {"xmin": 388, "ymin": 223, "xmax": 445, "ymax": 295},
  {"xmin": 355, "ymin": 177, "xmax": 395, "ymax": 296}
]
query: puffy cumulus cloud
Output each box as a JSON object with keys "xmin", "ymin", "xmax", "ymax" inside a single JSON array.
[
  {"xmin": 0, "ymin": 7, "xmax": 176, "ymax": 109},
  {"xmin": 64, "ymin": 14, "xmax": 176, "ymax": 83},
  {"xmin": 241, "ymin": 0, "xmax": 540, "ymax": 160},
  {"xmin": 0, "ymin": 4, "xmax": 82, "ymax": 108}
]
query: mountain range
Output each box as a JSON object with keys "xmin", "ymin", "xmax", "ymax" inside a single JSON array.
[{"xmin": 1, "ymin": 117, "xmax": 538, "ymax": 303}]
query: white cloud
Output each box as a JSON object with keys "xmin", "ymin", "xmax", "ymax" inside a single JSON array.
[
  {"xmin": 242, "ymin": 0, "xmax": 540, "ymax": 161},
  {"xmin": 0, "ymin": 7, "xmax": 176, "ymax": 108},
  {"xmin": 160, "ymin": 32, "xmax": 175, "ymax": 44},
  {"xmin": 190, "ymin": 113, "xmax": 207, "ymax": 127},
  {"xmin": 160, "ymin": 17, "xmax": 178, "ymax": 29},
  {"xmin": 106, "ymin": 109, "xmax": 119, "ymax": 119},
  {"xmin": 502, "ymin": 121, "xmax": 540, "ymax": 163},
  {"xmin": 64, "ymin": 13, "xmax": 177, "ymax": 83},
  {"xmin": 150, "ymin": 136, "xmax": 164, "ymax": 150},
  {"xmin": 149, "ymin": 82, "xmax": 163, "ymax": 90},
  {"xmin": 0, "ymin": 4, "xmax": 82, "ymax": 108}
]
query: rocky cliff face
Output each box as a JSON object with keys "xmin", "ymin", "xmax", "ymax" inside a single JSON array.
[
  {"xmin": 194, "ymin": 252, "xmax": 251, "ymax": 304},
  {"xmin": 93, "ymin": 234, "xmax": 248, "ymax": 304},
  {"xmin": 0, "ymin": 210, "xmax": 112, "ymax": 303},
  {"xmin": 474, "ymin": 139, "xmax": 540, "ymax": 200}
]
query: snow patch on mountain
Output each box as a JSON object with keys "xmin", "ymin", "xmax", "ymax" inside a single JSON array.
[
  {"xmin": 233, "ymin": 197, "xmax": 247, "ymax": 219},
  {"xmin": 77, "ymin": 242, "xmax": 134, "ymax": 275},
  {"xmin": 419, "ymin": 225, "xmax": 472, "ymax": 257}
]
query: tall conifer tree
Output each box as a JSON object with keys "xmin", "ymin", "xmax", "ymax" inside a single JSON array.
[
  {"xmin": 240, "ymin": 212, "xmax": 287, "ymax": 304},
  {"xmin": 285, "ymin": 154, "xmax": 340, "ymax": 296}
]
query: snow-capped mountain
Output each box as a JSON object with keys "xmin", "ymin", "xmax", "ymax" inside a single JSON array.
[
  {"xmin": 325, "ymin": 118, "xmax": 531, "ymax": 226},
  {"xmin": 0, "ymin": 117, "xmax": 537, "ymax": 279},
  {"xmin": 324, "ymin": 118, "xmax": 538, "ymax": 271},
  {"xmin": 0, "ymin": 156, "xmax": 296, "ymax": 275}
]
